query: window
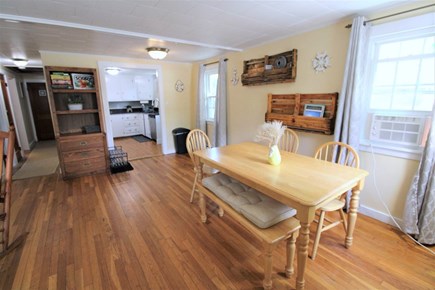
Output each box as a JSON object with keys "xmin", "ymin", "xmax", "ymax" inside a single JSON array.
[
  {"xmin": 361, "ymin": 13, "xmax": 435, "ymax": 159},
  {"xmin": 204, "ymin": 64, "xmax": 218, "ymax": 121}
]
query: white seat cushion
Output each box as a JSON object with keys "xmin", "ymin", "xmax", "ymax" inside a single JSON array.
[{"xmin": 202, "ymin": 173, "xmax": 297, "ymax": 228}]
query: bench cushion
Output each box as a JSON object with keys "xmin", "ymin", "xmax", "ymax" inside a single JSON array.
[{"xmin": 202, "ymin": 173, "xmax": 297, "ymax": 229}]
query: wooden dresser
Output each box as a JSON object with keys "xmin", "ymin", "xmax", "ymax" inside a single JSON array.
[{"xmin": 44, "ymin": 66, "xmax": 108, "ymax": 179}]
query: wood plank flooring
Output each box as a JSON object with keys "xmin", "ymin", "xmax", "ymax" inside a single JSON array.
[
  {"xmin": 1, "ymin": 153, "xmax": 434, "ymax": 289},
  {"xmin": 114, "ymin": 136, "xmax": 162, "ymax": 161}
]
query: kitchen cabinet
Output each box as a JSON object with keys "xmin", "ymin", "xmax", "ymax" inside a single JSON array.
[
  {"xmin": 135, "ymin": 75, "xmax": 154, "ymax": 101},
  {"xmin": 111, "ymin": 113, "xmax": 144, "ymax": 137},
  {"xmin": 44, "ymin": 66, "xmax": 108, "ymax": 179},
  {"xmin": 143, "ymin": 113, "xmax": 151, "ymax": 139},
  {"xmin": 105, "ymin": 74, "xmax": 137, "ymax": 101}
]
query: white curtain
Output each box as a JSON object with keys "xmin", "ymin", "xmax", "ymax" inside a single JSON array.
[
  {"xmin": 334, "ymin": 16, "xmax": 370, "ymax": 150},
  {"xmin": 214, "ymin": 59, "xmax": 227, "ymax": 147},
  {"xmin": 196, "ymin": 64, "xmax": 206, "ymax": 132},
  {"xmin": 403, "ymin": 104, "xmax": 435, "ymax": 244}
]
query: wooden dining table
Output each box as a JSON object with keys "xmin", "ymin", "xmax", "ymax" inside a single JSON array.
[{"xmin": 194, "ymin": 142, "xmax": 368, "ymax": 289}]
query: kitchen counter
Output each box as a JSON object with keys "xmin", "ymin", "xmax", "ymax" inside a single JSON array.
[
  {"xmin": 110, "ymin": 109, "xmax": 159, "ymax": 115},
  {"xmin": 110, "ymin": 108, "xmax": 144, "ymax": 114}
]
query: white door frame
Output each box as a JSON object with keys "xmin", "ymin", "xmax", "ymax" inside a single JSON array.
[{"xmin": 97, "ymin": 61, "xmax": 168, "ymax": 154}]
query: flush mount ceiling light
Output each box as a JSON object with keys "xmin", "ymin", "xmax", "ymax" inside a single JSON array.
[
  {"xmin": 105, "ymin": 67, "xmax": 121, "ymax": 76},
  {"xmin": 12, "ymin": 58, "xmax": 28, "ymax": 69},
  {"xmin": 146, "ymin": 47, "xmax": 169, "ymax": 60}
]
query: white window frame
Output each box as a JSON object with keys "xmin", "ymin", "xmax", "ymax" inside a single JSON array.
[
  {"xmin": 360, "ymin": 13, "xmax": 435, "ymax": 160},
  {"xmin": 203, "ymin": 64, "xmax": 218, "ymax": 122}
]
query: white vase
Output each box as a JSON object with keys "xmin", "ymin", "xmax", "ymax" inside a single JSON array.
[
  {"xmin": 268, "ymin": 144, "xmax": 281, "ymax": 166},
  {"xmin": 68, "ymin": 103, "xmax": 83, "ymax": 110}
]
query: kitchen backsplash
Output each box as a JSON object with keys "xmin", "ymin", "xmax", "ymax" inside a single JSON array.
[
  {"xmin": 109, "ymin": 101, "xmax": 144, "ymax": 109},
  {"xmin": 109, "ymin": 100, "xmax": 157, "ymax": 114}
]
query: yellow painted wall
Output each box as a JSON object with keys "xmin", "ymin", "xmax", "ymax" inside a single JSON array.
[
  {"xmin": 40, "ymin": 52, "xmax": 192, "ymax": 152},
  {"xmin": 191, "ymin": 16, "xmax": 425, "ymax": 222}
]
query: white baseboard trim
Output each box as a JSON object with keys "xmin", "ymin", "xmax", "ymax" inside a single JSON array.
[
  {"xmin": 29, "ymin": 140, "xmax": 37, "ymax": 150},
  {"xmin": 359, "ymin": 204, "xmax": 404, "ymax": 229}
]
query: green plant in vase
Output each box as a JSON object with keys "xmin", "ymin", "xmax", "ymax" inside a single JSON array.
[
  {"xmin": 255, "ymin": 120, "xmax": 285, "ymax": 165},
  {"xmin": 67, "ymin": 95, "xmax": 84, "ymax": 110}
]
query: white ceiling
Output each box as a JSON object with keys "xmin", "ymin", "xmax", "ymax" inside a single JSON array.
[{"xmin": 0, "ymin": 0, "xmax": 423, "ymax": 68}]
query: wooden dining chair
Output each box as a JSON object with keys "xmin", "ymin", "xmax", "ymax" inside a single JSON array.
[
  {"xmin": 278, "ymin": 128, "xmax": 299, "ymax": 153},
  {"xmin": 311, "ymin": 141, "xmax": 360, "ymax": 260},
  {"xmin": 186, "ymin": 129, "xmax": 218, "ymax": 203},
  {"xmin": 0, "ymin": 126, "xmax": 15, "ymax": 253}
]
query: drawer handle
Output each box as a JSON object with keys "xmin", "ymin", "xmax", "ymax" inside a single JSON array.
[
  {"xmin": 80, "ymin": 152, "xmax": 89, "ymax": 157},
  {"xmin": 83, "ymin": 162, "xmax": 91, "ymax": 167},
  {"xmin": 80, "ymin": 141, "xmax": 88, "ymax": 146}
]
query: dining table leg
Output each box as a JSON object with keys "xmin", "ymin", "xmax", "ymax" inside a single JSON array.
[
  {"xmin": 296, "ymin": 221, "xmax": 310, "ymax": 290},
  {"xmin": 345, "ymin": 185, "xmax": 362, "ymax": 248}
]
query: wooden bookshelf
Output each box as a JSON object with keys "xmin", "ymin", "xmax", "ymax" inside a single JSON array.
[{"xmin": 44, "ymin": 66, "xmax": 108, "ymax": 179}]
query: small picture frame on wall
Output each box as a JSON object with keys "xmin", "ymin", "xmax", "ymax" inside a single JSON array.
[
  {"xmin": 71, "ymin": 73, "xmax": 95, "ymax": 89},
  {"xmin": 303, "ymin": 104, "xmax": 325, "ymax": 118}
]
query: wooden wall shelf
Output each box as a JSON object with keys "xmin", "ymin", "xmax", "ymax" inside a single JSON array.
[
  {"xmin": 265, "ymin": 92, "xmax": 339, "ymax": 135},
  {"xmin": 241, "ymin": 49, "xmax": 297, "ymax": 86}
]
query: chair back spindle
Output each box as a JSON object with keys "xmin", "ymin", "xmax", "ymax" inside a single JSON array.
[{"xmin": 278, "ymin": 128, "xmax": 299, "ymax": 153}]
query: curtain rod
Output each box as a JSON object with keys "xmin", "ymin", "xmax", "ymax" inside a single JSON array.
[
  {"xmin": 345, "ymin": 3, "xmax": 435, "ymax": 28},
  {"xmin": 203, "ymin": 58, "xmax": 228, "ymax": 66}
]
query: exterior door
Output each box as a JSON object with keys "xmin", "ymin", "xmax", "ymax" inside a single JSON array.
[
  {"xmin": 0, "ymin": 74, "xmax": 22, "ymax": 160},
  {"xmin": 27, "ymin": 82, "xmax": 55, "ymax": 140}
]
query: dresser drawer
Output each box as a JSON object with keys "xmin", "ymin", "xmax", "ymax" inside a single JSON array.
[
  {"xmin": 59, "ymin": 135, "xmax": 104, "ymax": 152},
  {"xmin": 62, "ymin": 148, "xmax": 105, "ymax": 163},
  {"xmin": 64, "ymin": 156, "xmax": 107, "ymax": 175},
  {"xmin": 124, "ymin": 126, "xmax": 143, "ymax": 135}
]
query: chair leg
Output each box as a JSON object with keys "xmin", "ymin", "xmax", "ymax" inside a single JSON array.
[
  {"xmin": 285, "ymin": 230, "xmax": 298, "ymax": 278},
  {"xmin": 190, "ymin": 173, "xmax": 198, "ymax": 203},
  {"xmin": 0, "ymin": 213, "xmax": 5, "ymax": 252},
  {"xmin": 311, "ymin": 210, "xmax": 326, "ymax": 260},
  {"xmin": 339, "ymin": 209, "xmax": 348, "ymax": 232}
]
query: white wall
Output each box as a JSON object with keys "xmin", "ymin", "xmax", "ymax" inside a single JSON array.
[{"xmin": 0, "ymin": 67, "xmax": 41, "ymax": 151}]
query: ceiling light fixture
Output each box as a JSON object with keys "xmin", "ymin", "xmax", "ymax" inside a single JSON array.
[
  {"xmin": 105, "ymin": 67, "xmax": 121, "ymax": 76},
  {"xmin": 12, "ymin": 58, "xmax": 28, "ymax": 69},
  {"xmin": 146, "ymin": 47, "xmax": 169, "ymax": 60}
]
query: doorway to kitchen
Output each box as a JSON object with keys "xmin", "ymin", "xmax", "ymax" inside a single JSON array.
[{"xmin": 98, "ymin": 61, "xmax": 167, "ymax": 162}]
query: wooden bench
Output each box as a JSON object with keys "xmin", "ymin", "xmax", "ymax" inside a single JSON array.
[{"xmin": 197, "ymin": 182, "xmax": 300, "ymax": 289}]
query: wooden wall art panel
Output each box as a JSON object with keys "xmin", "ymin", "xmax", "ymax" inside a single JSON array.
[{"xmin": 241, "ymin": 49, "xmax": 297, "ymax": 86}]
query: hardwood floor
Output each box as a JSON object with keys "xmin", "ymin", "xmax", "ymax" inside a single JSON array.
[
  {"xmin": 1, "ymin": 154, "xmax": 434, "ymax": 289},
  {"xmin": 114, "ymin": 136, "xmax": 163, "ymax": 161}
]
